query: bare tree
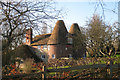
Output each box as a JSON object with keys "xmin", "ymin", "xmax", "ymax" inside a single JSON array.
[
  {"xmin": 41, "ymin": 22, "xmax": 48, "ymax": 34},
  {"xmin": 93, "ymin": 0, "xmax": 117, "ymax": 19},
  {"xmin": 86, "ymin": 14, "xmax": 118, "ymax": 57},
  {"xmin": 93, "ymin": 1, "xmax": 119, "ymax": 52},
  {"xmin": 92, "ymin": 0, "xmax": 120, "ymax": 55},
  {"xmin": 0, "ymin": 0, "xmax": 63, "ymax": 54}
]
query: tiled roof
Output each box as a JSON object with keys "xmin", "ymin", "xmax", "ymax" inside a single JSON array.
[
  {"xmin": 31, "ymin": 33, "xmax": 51, "ymax": 45},
  {"xmin": 69, "ymin": 23, "xmax": 80, "ymax": 34},
  {"xmin": 48, "ymin": 20, "xmax": 68, "ymax": 44},
  {"xmin": 31, "ymin": 21, "xmax": 81, "ymax": 45}
]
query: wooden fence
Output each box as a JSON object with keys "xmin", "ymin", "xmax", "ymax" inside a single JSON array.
[{"xmin": 2, "ymin": 61, "xmax": 120, "ymax": 79}]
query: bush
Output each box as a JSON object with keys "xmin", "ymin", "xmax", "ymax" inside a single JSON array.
[{"xmin": 22, "ymin": 58, "xmax": 34, "ymax": 73}]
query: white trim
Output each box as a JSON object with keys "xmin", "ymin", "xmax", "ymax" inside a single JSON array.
[
  {"xmin": 43, "ymin": 45, "xmax": 47, "ymax": 49},
  {"xmin": 68, "ymin": 54, "xmax": 72, "ymax": 58},
  {"xmin": 48, "ymin": 45, "xmax": 50, "ymax": 50},
  {"xmin": 65, "ymin": 47, "xmax": 68, "ymax": 50},
  {"xmin": 52, "ymin": 54, "xmax": 55, "ymax": 59},
  {"xmin": 38, "ymin": 46, "xmax": 41, "ymax": 49}
]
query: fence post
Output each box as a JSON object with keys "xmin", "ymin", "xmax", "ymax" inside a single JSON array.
[
  {"xmin": 42, "ymin": 66, "xmax": 46, "ymax": 80},
  {"xmin": 55, "ymin": 64, "xmax": 57, "ymax": 77},
  {"xmin": 110, "ymin": 60, "xmax": 113, "ymax": 79}
]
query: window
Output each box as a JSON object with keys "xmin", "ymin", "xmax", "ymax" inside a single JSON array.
[
  {"xmin": 68, "ymin": 54, "xmax": 72, "ymax": 58},
  {"xmin": 48, "ymin": 45, "xmax": 50, "ymax": 50},
  {"xmin": 68, "ymin": 38, "xmax": 72, "ymax": 44},
  {"xmin": 65, "ymin": 47, "xmax": 67, "ymax": 50},
  {"xmin": 38, "ymin": 46, "xmax": 41, "ymax": 49},
  {"xmin": 41, "ymin": 55, "xmax": 45, "ymax": 59},
  {"xmin": 43, "ymin": 45, "xmax": 47, "ymax": 49},
  {"xmin": 66, "ymin": 34, "xmax": 69, "ymax": 37},
  {"xmin": 52, "ymin": 54, "xmax": 55, "ymax": 59},
  {"xmin": 27, "ymin": 40, "xmax": 29, "ymax": 42},
  {"xmin": 83, "ymin": 54, "xmax": 86, "ymax": 58}
]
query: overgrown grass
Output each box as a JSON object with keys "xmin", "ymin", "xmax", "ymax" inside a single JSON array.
[{"xmin": 47, "ymin": 55, "xmax": 120, "ymax": 70}]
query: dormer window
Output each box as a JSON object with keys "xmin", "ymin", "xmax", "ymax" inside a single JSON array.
[{"xmin": 68, "ymin": 38, "xmax": 72, "ymax": 44}]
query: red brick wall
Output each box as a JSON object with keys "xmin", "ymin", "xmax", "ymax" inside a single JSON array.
[
  {"xmin": 48, "ymin": 44, "xmax": 72, "ymax": 59},
  {"xmin": 32, "ymin": 44, "xmax": 73, "ymax": 60}
]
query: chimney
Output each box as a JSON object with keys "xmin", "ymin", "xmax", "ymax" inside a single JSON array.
[{"xmin": 26, "ymin": 28, "xmax": 32, "ymax": 45}]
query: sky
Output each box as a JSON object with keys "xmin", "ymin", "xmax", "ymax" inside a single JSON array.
[
  {"xmin": 3, "ymin": 0, "xmax": 119, "ymax": 33},
  {"xmin": 54, "ymin": 1, "xmax": 118, "ymax": 30}
]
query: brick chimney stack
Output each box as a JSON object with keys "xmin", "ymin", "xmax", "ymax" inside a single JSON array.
[{"xmin": 26, "ymin": 28, "xmax": 32, "ymax": 45}]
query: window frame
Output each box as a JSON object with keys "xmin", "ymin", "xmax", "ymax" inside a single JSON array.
[
  {"xmin": 27, "ymin": 40, "xmax": 29, "ymax": 42},
  {"xmin": 68, "ymin": 38, "xmax": 72, "ymax": 44},
  {"xmin": 38, "ymin": 46, "xmax": 41, "ymax": 49},
  {"xmin": 48, "ymin": 45, "xmax": 50, "ymax": 50},
  {"xmin": 43, "ymin": 45, "xmax": 47, "ymax": 49},
  {"xmin": 65, "ymin": 47, "xmax": 68, "ymax": 50},
  {"xmin": 68, "ymin": 54, "xmax": 72, "ymax": 58},
  {"xmin": 52, "ymin": 54, "xmax": 55, "ymax": 59},
  {"xmin": 41, "ymin": 55, "xmax": 45, "ymax": 59}
]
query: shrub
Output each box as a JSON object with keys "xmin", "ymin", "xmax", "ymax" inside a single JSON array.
[{"xmin": 22, "ymin": 58, "xmax": 34, "ymax": 73}]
